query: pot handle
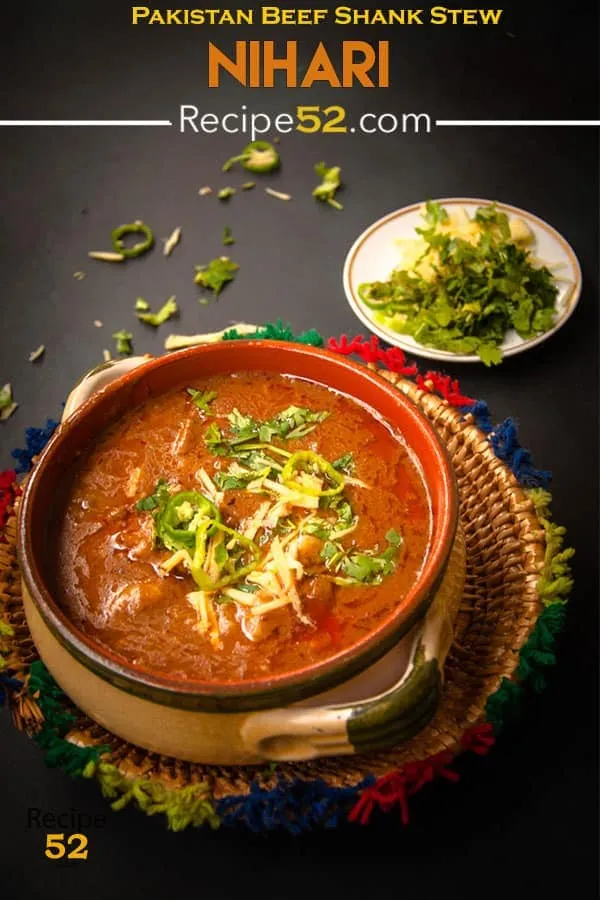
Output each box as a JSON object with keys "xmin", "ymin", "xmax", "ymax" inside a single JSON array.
[
  {"xmin": 62, "ymin": 356, "xmax": 150, "ymax": 422},
  {"xmin": 241, "ymin": 529, "xmax": 465, "ymax": 761}
]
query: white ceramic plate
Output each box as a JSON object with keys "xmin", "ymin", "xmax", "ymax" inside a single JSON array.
[{"xmin": 342, "ymin": 197, "xmax": 582, "ymax": 363}]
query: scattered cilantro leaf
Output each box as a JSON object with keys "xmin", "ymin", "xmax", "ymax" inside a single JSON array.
[
  {"xmin": 194, "ymin": 257, "xmax": 239, "ymax": 297},
  {"xmin": 217, "ymin": 187, "xmax": 236, "ymax": 201},
  {"xmin": 113, "ymin": 329, "xmax": 133, "ymax": 355},
  {"xmin": 0, "ymin": 384, "xmax": 17, "ymax": 421},
  {"xmin": 136, "ymin": 296, "xmax": 178, "ymax": 327},
  {"xmin": 312, "ymin": 162, "xmax": 343, "ymax": 210}
]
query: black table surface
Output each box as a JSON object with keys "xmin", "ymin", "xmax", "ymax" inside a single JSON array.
[{"xmin": 1, "ymin": 2, "xmax": 598, "ymax": 896}]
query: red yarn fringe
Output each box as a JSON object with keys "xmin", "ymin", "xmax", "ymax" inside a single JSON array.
[
  {"xmin": 348, "ymin": 724, "xmax": 495, "ymax": 825},
  {"xmin": 327, "ymin": 335, "xmax": 418, "ymax": 376},
  {"xmin": 327, "ymin": 334, "xmax": 477, "ymax": 407},
  {"xmin": 415, "ymin": 372, "xmax": 475, "ymax": 407},
  {"xmin": 0, "ymin": 470, "xmax": 18, "ymax": 534}
]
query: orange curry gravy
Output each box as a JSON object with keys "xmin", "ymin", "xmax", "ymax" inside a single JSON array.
[{"xmin": 55, "ymin": 373, "xmax": 431, "ymax": 683}]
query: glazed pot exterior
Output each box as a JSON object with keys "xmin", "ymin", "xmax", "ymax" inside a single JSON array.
[{"xmin": 18, "ymin": 341, "xmax": 464, "ymax": 763}]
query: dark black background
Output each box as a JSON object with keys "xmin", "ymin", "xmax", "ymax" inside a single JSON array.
[{"xmin": 1, "ymin": 2, "xmax": 598, "ymax": 897}]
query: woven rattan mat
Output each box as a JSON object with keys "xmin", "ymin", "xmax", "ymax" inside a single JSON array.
[{"xmin": 0, "ymin": 369, "xmax": 545, "ymax": 798}]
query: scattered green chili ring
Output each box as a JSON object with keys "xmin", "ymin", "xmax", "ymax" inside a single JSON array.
[
  {"xmin": 222, "ymin": 141, "xmax": 280, "ymax": 174},
  {"xmin": 357, "ymin": 283, "xmax": 393, "ymax": 309},
  {"xmin": 281, "ymin": 451, "xmax": 345, "ymax": 497},
  {"xmin": 111, "ymin": 221, "xmax": 154, "ymax": 259}
]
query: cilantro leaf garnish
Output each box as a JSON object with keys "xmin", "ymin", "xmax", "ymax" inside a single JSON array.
[
  {"xmin": 136, "ymin": 478, "xmax": 170, "ymax": 512},
  {"xmin": 206, "ymin": 406, "xmax": 330, "ymax": 457},
  {"xmin": 332, "ymin": 452, "xmax": 354, "ymax": 475},
  {"xmin": 320, "ymin": 528, "xmax": 403, "ymax": 585},
  {"xmin": 194, "ymin": 256, "xmax": 239, "ymax": 297},
  {"xmin": 187, "ymin": 388, "xmax": 217, "ymax": 414}
]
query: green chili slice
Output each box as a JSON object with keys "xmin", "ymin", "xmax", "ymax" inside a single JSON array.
[
  {"xmin": 191, "ymin": 521, "xmax": 261, "ymax": 591},
  {"xmin": 157, "ymin": 491, "xmax": 220, "ymax": 551},
  {"xmin": 281, "ymin": 451, "xmax": 345, "ymax": 497},
  {"xmin": 111, "ymin": 221, "xmax": 154, "ymax": 259},
  {"xmin": 222, "ymin": 141, "xmax": 280, "ymax": 174}
]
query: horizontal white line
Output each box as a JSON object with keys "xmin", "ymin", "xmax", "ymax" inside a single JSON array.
[
  {"xmin": 0, "ymin": 120, "xmax": 173, "ymax": 127},
  {"xmin": 436, "ymin": 120, "xmax": 600, "ymax": 127}
]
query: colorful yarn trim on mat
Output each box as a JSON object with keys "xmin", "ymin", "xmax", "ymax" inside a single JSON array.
[{"xmin": 0, "ymin": 321, "xmax": 574, "ymax": 833}]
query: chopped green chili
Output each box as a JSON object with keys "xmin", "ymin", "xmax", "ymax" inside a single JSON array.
[
  {"xmin": 156, "ymin": 490, "xmax": 221, "ymax": 551},
  {"xmin": 222, "ymin": 141, "xmax": 280, "ymax": 174},
  {"xmin": 190, "ymin": 522, "xmax": 261, "ymax": 591},
  {"xmin": 111, "ymin": 221, "xmax": 154, "ymax": 259},
  {"xmin": 281, "ymin": 450, "xmax": 345, "ymax": 497}
]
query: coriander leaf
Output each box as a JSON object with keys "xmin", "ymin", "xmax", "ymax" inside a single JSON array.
[
  {"xmin": 217, "ymin": 187, "xmax": 236, "ymax": 201},
  {"xmin": 332, "ymin": 452, "xmax": 354, "ymax": 475},
  {"xmin": 385, "ymin": 528, "xmax": 402, "ymax": 547},
  {"xmin": 423, "ymin": 200, "xmax": 449, "ymax": 227},
  {"xmin": 303, "ymin": 518, "xmax": 333, "ymax": 541},
  {"xmin": 136, "ymin": 478, "xmax": 169, "ymax": 512},
  {"xmin": 312, "ymin": 162, "xmax": 343, "ymax": 210},
  {"xmin": 321, "ymin": 541, "xmax": 339, "ymax": 562},
  {"xmin": 136, "ymin": 296, "xmax": 178, "ymax": 327},
  {"xmin": 113, "ymin": 329, "xmax": 133, "ymax": 355},
  {"xmin": 477, "ymin": 343, "xmax": 503, "ymax": 366},
  {"xmin": 187, "ymin": 388, "xmax": 217, "ymax": 414},
  {"xmin": 222, "ymin": 225, "xmax": 235, "ymax": 246},
  {"xmin": 194, "ymin": 257, "xmax": 239, "ymax": 297},
  {"xmin": 0, "ymin": 383, "xmax": 17, "ymax": 421}
]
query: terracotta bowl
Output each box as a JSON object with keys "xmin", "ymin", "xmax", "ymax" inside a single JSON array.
[{"xmin": 17, "ymin": 341, "xmax": 464, "ymax": 764}]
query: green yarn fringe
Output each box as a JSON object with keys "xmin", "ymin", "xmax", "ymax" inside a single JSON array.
[
  {"xmin": 484, "ymin": 488, "xmax": 574, "ymax": 731},
  {"xmin": 223, "ymin": 319, "xmax": 324, "ymax": 347},
  {"xmin": 27, "ymin": 661, "xmax": 219, "ymax": 830},
  {"xmin": 28, "ymin": 660, "xmax": 107, "ymax": 775},
  {"xmin": 82, "ymin": 760, "xmax": 219, "ymax": 831}
]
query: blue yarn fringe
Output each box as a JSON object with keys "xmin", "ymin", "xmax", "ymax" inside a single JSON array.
[
  {"xmin": 489, "ymin": 418, "xmax": 551, "ymax": 487},
  {"xmin": 5, "ymin": 334, "xmax": 553, "ymax": 832},
  {"xmin": 216, "ymin": 775, "xmax": 374, "ymax": 834},
  {"xmin": 11, "ymin": 419, "xmax": 59, "ymax": 473},
  {"xmin": 0, "ymin": 672, "xmax": 23, "ymax": 706},
  {"xmin": 461, "ymin": 399, "xmax": 494, "ymax": 434}
]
